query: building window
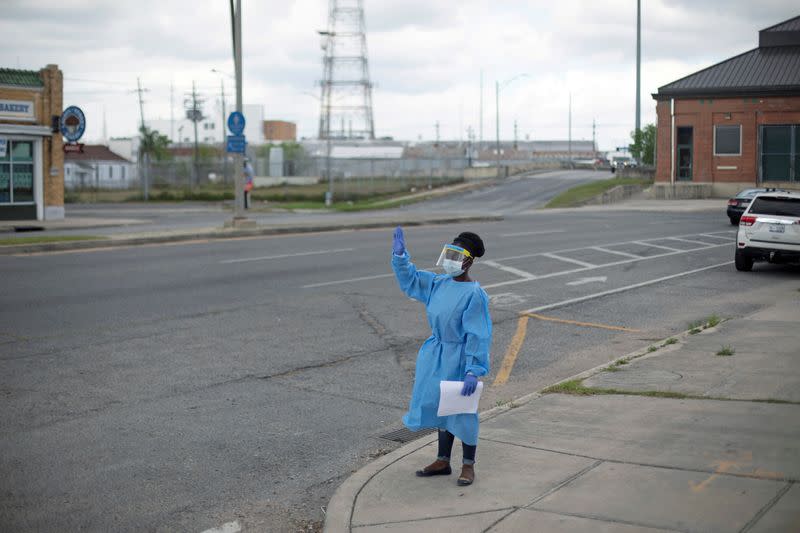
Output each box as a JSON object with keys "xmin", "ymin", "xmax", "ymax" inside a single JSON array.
[
  {"xmin": 761, "ymin": 125, "xmax": 799, "ymax": 182},
  {"xmin": 0, "ymin": 140, "xmax": 34, "ymax": 204},
  {"xmin": 714, "ymin": 125, "xmax": 741, "ymax": 156}
]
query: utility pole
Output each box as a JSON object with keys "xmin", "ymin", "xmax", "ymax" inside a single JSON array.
[
  {"xmin": 568, "ymin": 92, "xmax": 573, "ymax": 169},
  {"xmin": 513, "ymin": 119, "xmax": 518, "ymax": 150},
  {"xmin": 185, "ymin": 81, "xmax": 204, "ymax": 189},
  {"xmin": 592, "ymin": 118, "xmax": 597, "ymax": 156},
  {"xmin": 170, "ymin": 80, "xmax": 175, "ymax": 142},
  {"xmin": 495, "ymin": 80, "xmax": 500, "ymax": 178},
  {"xmin": 218, "ymin": 78, "xmax": 227, "ymax": 184},
  {"xmin": 135, "ymin": 77, "xmax": 149, "ymax": 201},
  {"xmin": 479, "ymin": 69, "xmax": 483, "ymax": 149},
  {"xmin": 435, "ymin": 121, "xmax": 440, "ymax": 146},
  {"xmin": 635, "ymin": 0, "xmax": 642, "ymax": 154}
]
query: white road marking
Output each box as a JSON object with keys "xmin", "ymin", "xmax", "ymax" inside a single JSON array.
[
  {"xmin": 591, "ymin": 246, "xmax": 642, "ymax": 259},
  {"xmin": 200, "ymin": 521, "xmax": 241, "ymax": 533},
  {"xmin": 482, "ymin": 260, "xmax": 537, "ymax": 280},
  {"xmin": 482, "ymin": 242, "xmax": 731, "ymax": 290},
  {"xmin": 220, "ymin": 248, "xmax": 354, "ymax": 264},
  {"xmin": 302, "ymin": 273, "xmax": 394, "ymax": 289},
  {"xmin": 566, "ymin": 276, "xmax": 607, "ymax": 286},
  {"xmin": 521, "ymin": 261, "xmax": 733, "ymax": 314},
  {"xmin": 542, "ymin": 253, "xmax": 596, "ymax": 268},
  {"xmin": 698, "ymin": 233, "xmax": 736, "ymax": 241},
  {"xmin": 499, "ymin": 229, "xmax": 566, "ymax": 237},
  {"xmin": 666, "ymin": 236, "xmax": 717, "ymax": 246},
  {"xmin": 495, "ymin": 231, "xmax": 726, "ymax": 262},
  {"xmin": 633, "ymin": 241, "xmax": 681, "ymax": 252}
]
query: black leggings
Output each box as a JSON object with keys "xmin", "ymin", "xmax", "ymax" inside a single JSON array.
[{"xmin": 437, "ymin": 429, "xmax": 476, "ymax": 464}]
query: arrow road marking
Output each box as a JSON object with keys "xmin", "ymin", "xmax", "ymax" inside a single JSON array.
[{"xmin": 566, "ymin": 276, "xmax": 607, "ymax": 286}]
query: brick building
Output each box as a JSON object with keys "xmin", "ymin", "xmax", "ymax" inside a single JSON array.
[
  {"xmin": 263, "ymin": 120, "xmax": 296, "ymax": 142},
  {"xmin": 652, "ymin": 16, "xmax": 800, "ymax": 198},
  {"xmin": 0, "ymin": 65, "xmax": 65, "ymax": 220}
]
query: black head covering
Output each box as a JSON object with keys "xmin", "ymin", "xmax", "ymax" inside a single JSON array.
[{"xmin": 453, "ymin": 231, "xmax": 485, "ymax": 258}]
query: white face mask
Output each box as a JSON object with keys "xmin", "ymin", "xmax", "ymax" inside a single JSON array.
[{"xmin": 442, "ymin": 259, "xmax": 464, "ymax": 277}]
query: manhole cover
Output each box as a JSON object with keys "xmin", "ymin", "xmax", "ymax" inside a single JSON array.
[{"xmin": 379, "ymin": 427, "xmax": 436, "ymax": 443}]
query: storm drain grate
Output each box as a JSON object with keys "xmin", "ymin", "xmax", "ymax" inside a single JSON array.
[{"xmin": 379, "ymin": 427, "xmax": 436, "ymax": 444}]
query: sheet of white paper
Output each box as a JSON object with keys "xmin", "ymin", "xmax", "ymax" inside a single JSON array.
[{"xmin": 437, "ymin": 380, "xmax": 484, "ymax": 417}]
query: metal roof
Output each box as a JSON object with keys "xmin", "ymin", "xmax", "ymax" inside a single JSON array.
[
  {"xmin": 762, "ymin": 15, "xmax": 800, "ymax": 32},
  {"xmin": 656, "ymin": 46, "xmax": 800, "ymax": 98},
  {"xmin": 656, "ymin": 15, "xmax": 800, "ymax": 98},
  {"xmin": 0, "ymin": 68, "xmax": 43, "ymax": 88}
]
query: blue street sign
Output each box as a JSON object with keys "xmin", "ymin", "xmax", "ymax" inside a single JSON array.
[
  {"xmin": 226, "ymin": 134, "xmax": 247, "ymax": 153},
  {"xmin": 227, "ymin": 111, "xmax": 246, "ymax": 135}
]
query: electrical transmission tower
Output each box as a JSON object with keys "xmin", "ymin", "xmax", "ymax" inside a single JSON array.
[{"xmin": 318, "ymin": 0, "xmax": 375, "ymax": 140}]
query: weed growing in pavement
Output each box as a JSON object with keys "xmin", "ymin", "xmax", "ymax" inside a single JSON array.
[
  {"xmin": 706, "ymin": 314, "xmax": 721, "ymax": 328},
  {"xmin": 689, "ymin": 328, "xmax": 702, "ymax": 335},
  {"xmin": 542, "ymin": 379, "xmax": 691, "ymax": 399},
  {"xmin": 716, "ymin": 345, "xmax": 735, "ymax": 356},
  {"xmin": 688, "ymin": 320, "xmax": 703, "ymax": 330},
  {"xmin": 648, "ymin": 346, "xmax": 658, "ymax": 353},
  {"xmin": 663, "ymin": 338, "xmax": 678, "ymax": 346},
  {"xmin": 605, "ymin": 360, "xmax": 630, "ymax": 372}
]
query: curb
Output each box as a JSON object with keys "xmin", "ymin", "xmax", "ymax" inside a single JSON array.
[
  {"xmin": 0, "ymin": 215, "xmax": 503, "ymax": 255},
  {"xmin": 322, "ymin": 322, "xmax": 720, "ymax": 533}
]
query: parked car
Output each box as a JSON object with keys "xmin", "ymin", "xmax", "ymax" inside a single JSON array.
[
  {"xmin": 727, "ymin": 187, "xmax": 788, "ymax": 225},
  {"xmin": 735, "ymin": 190, "xmax": 800, "ymax": 271}
]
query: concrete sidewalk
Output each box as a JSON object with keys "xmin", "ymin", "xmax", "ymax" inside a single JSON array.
[{"xmin": 324, "ymin": 292, "xmax": 800, "ymax": 532}]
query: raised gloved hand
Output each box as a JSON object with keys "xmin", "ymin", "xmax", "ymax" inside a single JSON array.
[
  {"xmin": 392, "ymin": 226, "xmax": 406, "ymax": 256},
  {"xmin": 461, "ymin": 373, "xmax": 478, "ymax": 396}
]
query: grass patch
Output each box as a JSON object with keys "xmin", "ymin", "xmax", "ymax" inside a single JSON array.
[
  {"xmin": 716, "ymin": 345, "xmax": 735, "ymax": 356},
  {"xmin": 66, "ymin": 177, "xmax": 465, "ymax": 205},
  {"xmin": 663, "ymin": 338, "xmax": 678, "ymax": 346},
  {"xmin": 689, "ymin": 328, "xmax": 702, "ymax": 335},
  {"xmin": 648, "ymin": 345, "xmax": 658, "ymax": 353},
  {"xmin": 542, "ymin": 379, "xmax": 691, "ymax": 399},
  {"xmin": 0, "ymin": 235, "xmax": 104, "ymax": 246},
  {"xmin": 544, "ymin": 177, "xmax": 652, "ymax": 208},
  {"xmin": 706, "ymin": 314, "xmax": 721, "ymax": 328}
]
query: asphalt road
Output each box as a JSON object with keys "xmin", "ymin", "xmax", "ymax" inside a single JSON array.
[{"xmin": 2, "ymin": 171, "xmax": 797, "ymax": 532}]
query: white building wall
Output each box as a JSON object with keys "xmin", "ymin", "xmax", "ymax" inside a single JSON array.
[{"xmin": 64, "ymin": 161, "xmax": 138, "ymax": 189}]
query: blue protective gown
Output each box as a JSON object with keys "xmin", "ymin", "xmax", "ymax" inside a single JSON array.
[{"xmin": 391, "ymin": 252, "xmax": 492, "ymax": 446}]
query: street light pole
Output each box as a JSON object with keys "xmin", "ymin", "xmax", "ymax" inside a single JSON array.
[
  {"xmin": 495, "ymin": 80, "xmax": 501, "ymax": 178},
  {"xmin": 495, "ymin": 74, "xmax": 528, "ymax": 179}
]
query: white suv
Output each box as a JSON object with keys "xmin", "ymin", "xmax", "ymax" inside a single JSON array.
[{"xmin": 735, "ymin": 190, "xmax": 800, "ymax": 271}]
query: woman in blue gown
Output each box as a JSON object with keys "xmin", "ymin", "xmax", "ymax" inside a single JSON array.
[{"xmin": 391, "ymin": 227, "xmax": 491, "ymax": 486}]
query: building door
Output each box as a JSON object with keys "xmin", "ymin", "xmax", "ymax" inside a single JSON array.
[
  {"xmin": 676, "ymin": 126, "xmax": 693, "ymax": 181},
  {"xmin": 760, "ymin": 125, "xmax": 798, "ymax": 183},
  {"xmin": 0, "ymin": 140, "xmax": 36, "ymax": 220}
]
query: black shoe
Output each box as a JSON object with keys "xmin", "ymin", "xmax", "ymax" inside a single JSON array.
[{"xmin": 415, "ymin": 460, "xmax": 452, "ymax": 477}]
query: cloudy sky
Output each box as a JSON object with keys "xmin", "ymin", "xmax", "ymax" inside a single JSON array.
[{"xmin": 2, "ymin": 0, "xmax": 796, "ymax": 150}]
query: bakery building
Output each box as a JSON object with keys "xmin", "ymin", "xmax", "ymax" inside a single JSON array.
[
  {"xmin": 652, "ymin": 16, "xmax": 800, "ymax": 197},
  {"xmin": 0, "ymin": 65, "xmax": 65, "ymax": 220}
]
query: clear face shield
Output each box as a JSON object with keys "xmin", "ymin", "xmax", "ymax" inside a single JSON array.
[{"xmin": 436, "ymin": 244, "xmax": 472, "ymax": 276}]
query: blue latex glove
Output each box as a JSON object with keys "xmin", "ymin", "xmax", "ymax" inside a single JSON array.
[
  {"xmin": 461, "ymin": 373, "xmax": 478, "ymax": 396},
  {"xmin": 392, "ymin": 226, "xmax": 406, "ymax": 256}
]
